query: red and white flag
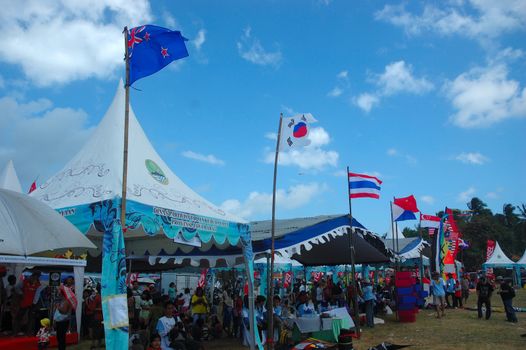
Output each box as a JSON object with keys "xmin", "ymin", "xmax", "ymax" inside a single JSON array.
[
  {"xmin": 486, "ymin": 240, "xmax": 496, "ymax": 261},
  {"xmin": 197, "ymin": 268, "xmax": 208, "ymax": 288},
  {"xmin": 420, "ymin": 214, "xmax": 440, "ymax": 228}
]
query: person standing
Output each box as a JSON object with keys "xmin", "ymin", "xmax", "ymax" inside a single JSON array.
[
  {"xmin": 445, "ymin": 274, "xmax": 455, "ymax": 308},
  {"xmin": 496, "ymin": 276, "xmax": 517, "ymax": 323},
  {"xmin": 190, "ymin": 287, "xmax": 208, "ymax": 325},
  {"xmin": 476, "ymin": 276, "xmax": 494, "ymax": 320},
  {"xmin": 221, "ymin": 288, "xmax": 233, "ymax": 336},
  {"xmin": 17, "ymin": 271, "xmax": 41, "ymax": 335},
  {"xmin": 362, "ymin": 279, "xmax": 375, "ymax": 328},
  {"xmin": 454, "ymin": 278, "xmax": 463, "ymax": 308},
  {"xmin": 54, "ymin": 286, "xmax": 73, "ymax": 350},
  {"xmin": 430, "ymin": 272, "xmax": 446, "ymax": 318},
  {"xmin": 168, "ymin": 283, "xmax": 177, "ymax": 304},
  {"xmin": 156, "ymin": 301, "xmax": 177, "ymax": 350},
  {"xmin": 461, "ymin": 276, "xmax": 470, "ymax": 305}
]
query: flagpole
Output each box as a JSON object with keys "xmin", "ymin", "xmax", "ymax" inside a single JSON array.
[
  {"xmin": 390, "ymin": 201, "xmax": 396, "ymax": 264},
  {"xmin": 267, "ymin": 113, "xmax": 283, "ymax": 350},
  {"xmin": 418, "ymin": 215, "xmax": 424, "ymax": 285},
  {"xmin": 346, "ymin": 166, "xmax": 361, "ymax": 337},
  {"xmin": 121, "ymin": 27, "xmax": 131, "ymax": 233}
]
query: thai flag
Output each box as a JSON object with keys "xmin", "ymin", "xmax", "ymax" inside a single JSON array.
[
  {"xmin": 420, "ymin": 214, "xmax": 441, "ymax": 228},
  {"xmin": 392, "ymin": 195, "xmax": 419, "ymax": 221},
  {"xmin": 348, "ymin": 172, "xmax": 382, "ymax": 199}
]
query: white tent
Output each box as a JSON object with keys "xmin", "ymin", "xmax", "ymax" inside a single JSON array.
[
  {"xmin": 0, "ymin": 188, "xmax": 96, "ymax": 256},
  {"xmin": 483, "ymin": 241, "xmax": 515, "ymax": 268},
  {"xmin": 31, "ymin": 81, "xmax": 260, "ymax": 350},
  {"xmin": 0, "ymin": 255, "xmax": 87, "ymax": 340},
  {"xmin": 0, "ymin": 160, "xmax": 22, "ymax": 193},
  {"xmin": 517, "ymin": 250, "xmax": 526, "ymax": 266}
]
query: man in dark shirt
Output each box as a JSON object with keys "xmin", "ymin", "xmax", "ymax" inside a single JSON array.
[
  {"xmin": 496, "ymin": 276, "xmax": 517, "ymax": 323},
  {"xmin": 476, "ymin": 276, "xmax": 493, "ymax": 320}
]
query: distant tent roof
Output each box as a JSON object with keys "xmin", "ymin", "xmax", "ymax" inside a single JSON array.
[
  {"xmin": 32, "ymin": 81, "xmax": 247, "ymax": 256},
  {"xmin": 483, "ymin": 241, "xmax": 515, "ymax": 267},
  {"xmin": 0, "ymin": 160, "xmax": 22, "ymax": 193},
  {"xmin": 515, "ymin": 250, "xmax": 526, "ymax": 267},
  {"xmin": 253, "ymin": 215, "xmax": 389, "ymax": 266},
  {"xmin": 381, "ymin": 237, "xmax": 430, "ymax": 260}
]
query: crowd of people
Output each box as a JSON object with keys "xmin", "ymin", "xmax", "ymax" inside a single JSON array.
[{"xmin": 0, "ymin": 267, "xmax": 519, "ymax": 350}]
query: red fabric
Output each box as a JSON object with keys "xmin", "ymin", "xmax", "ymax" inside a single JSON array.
[
  {"xmin": 393, "ymin": 195, "xmax": 419, "ymax": 212},
  {"xmin": 20, "ymin": 279, "xmax": 40, "ymax": 308},
  {"xmin": 28, "ymin": 181, "xmax": 37, "ymax": 194},
  {"xmin": 486, "ymin": 240, "xmax": 496, "ymax": 260},
  {"xmin": 0, "ymin": 333, "xmax": 78, "ymax": 350},
  {"xmin": 86, "ymin": 294, "xmax": 102, "ymax": 321},
  {"xmin": 60, "ymin": 285, "xmax": 78, "ymax": 310}
]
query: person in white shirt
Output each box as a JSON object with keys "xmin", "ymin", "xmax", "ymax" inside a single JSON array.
[{"xmin": 156, "ymin": 301, "xmax": 178, "ymax": 350}]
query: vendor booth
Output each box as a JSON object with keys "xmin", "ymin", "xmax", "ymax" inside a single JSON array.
[
  {"xmin": 483, "ymin": 241, "xmax": 516, "ymax": 283},
  {"xmin": 31, "ymin": 81, "xmax": 261, "ymax": 350}
]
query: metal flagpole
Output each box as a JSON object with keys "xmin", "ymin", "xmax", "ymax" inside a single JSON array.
[
  {"xmin": 346, "ymin": 166, "xmax": 360, "ymax": 337},
  {"xmin": 390, "ymin": 201, "xmax": 396, "ymax": 263},
  {"xmin": 122, "ymin": 27, "xmax": 131, "ymax": 233},
  {"xmin": 267, "ymin": 113, "xmax": 283, "ymax": 350},
  {"xmin": 418, "ymin": 215, "xmax": 424, "ymax": 285}
]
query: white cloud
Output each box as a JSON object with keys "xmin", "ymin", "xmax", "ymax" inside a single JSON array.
[
  {"xmin": 264, "ymin": 127, "xmax": 338, "ymax": 170},
  {"xmin": 375, "ymin": 1, "xmax": 526, "ymax": 43},
  {"xmin": 162, "ymin": 11, "xmax": 177, "ymax": 28},
  {"xmin": 193, "ymin": 29, "xmax": 206, "ymax": 51},
  {"xmin": 375, "ymin": 61, "xmax": 433, "ymax": 96},
  {"xmin": 337, "ymin": 70, "xmax": 349, "ymax": 80},
  {"xmin": 327, "ymin": 87, "xmax": 343, "ymax": 98},
  {"xmin": 237, "ymin": 27, "xmax": 282, "ymax": 67},
  {"xmin": 0, "ymin": 0, "xmax": 152, "ymax": 86},
  {"xmin": 181, "ymin": 150, "xmax": 225, "ymax": 166},
  {"xmin": 353, "ymin": 93, "xmax": 379, "ymax": 113},
  {"xmin": 458, "ymin": 186, "xmax": 476, "ymax": 202},
  {"xmin": 444, "ymin": 63, "xmax": 526, "ymax": 128},
  {"xmin": 353, "ymin": 61, "xmax": 432, "ymax": 112},
  {"xmin": 264, "ymin": 132, "xmax": 277, "ymax": 140},
  {"xmin": 455, "ymin": 152, "xmax": 489, "ymax": 165},
  {"xmin": 386, "ymin": 148, "xmax": 398, "ymax": 156},
  {"xmin": 486, "ymin": 191, "xmax": 499, "ymax": 199},
  {"xmin": 281, "ymin": 105, "xmax": 296, "ymax": 116},
  {"xmin": 0, "ymin": 95, "xmax": 93, "ymax": 184},
  {"xmin": 420, "ymin": 195, "xmax": 435, "ymax": 204},
  {"xmin": 220, "ymin": 182, "xmax": 326, "ymax": 218}
]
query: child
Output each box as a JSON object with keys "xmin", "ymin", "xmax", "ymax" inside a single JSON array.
[
  {"xmin": 147, "ymin": 333, "xmax": 162, "ymax": 350},
  {"xmin": 37, "ymin": 318, "xmax": 51, "ymax": 349}
]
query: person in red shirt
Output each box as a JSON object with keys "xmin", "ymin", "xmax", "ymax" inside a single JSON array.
[
  {"xmin": 16, "ymin": 270, "xmax": 41, "ymax": 335},
  {"xmin": 86, "ymin": 284, "xmax": 104, "ymax": 349}
]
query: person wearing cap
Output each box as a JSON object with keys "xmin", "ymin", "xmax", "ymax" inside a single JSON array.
[
  {"xmin": 476, "ymin": 276, "xmax": 494, "ymax": 320},
  {"xmin": 496, "ymin": 276, "xmax": 517, "ymax": 323},
  {"xmin": 37, "ymin": 318, "xmax": 50, "ymax": 349}
]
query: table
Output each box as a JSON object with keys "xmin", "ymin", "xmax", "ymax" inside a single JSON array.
[{"xmin": 291, "ymin": 308, "xmax": 355, "ymax": 342}]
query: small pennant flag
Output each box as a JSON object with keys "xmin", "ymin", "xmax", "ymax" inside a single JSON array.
[{"xmin": 28, "ymin": 180, "xmax": 37, "ymax": 194}]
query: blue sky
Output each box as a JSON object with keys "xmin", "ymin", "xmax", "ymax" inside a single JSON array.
[{"xmin": 0, "ymin": 0, "xmax": 525, "ymax": 235}]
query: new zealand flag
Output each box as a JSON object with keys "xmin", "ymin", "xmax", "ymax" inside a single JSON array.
[{"xmin": 128, "ymin": 25, "xmax": 189, "ymax": 85}]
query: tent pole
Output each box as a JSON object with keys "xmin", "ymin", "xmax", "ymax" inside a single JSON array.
[
  {"xmin": 121, "ymin": 27, "xmax": 131, "ymax": 231},
  {"xmin": 346, "ymin": 166, "xmax": 360, "ymax": 337},
  {"xmin": 267, "ymin": 113, "xmax": 283, "ymax": 350}
]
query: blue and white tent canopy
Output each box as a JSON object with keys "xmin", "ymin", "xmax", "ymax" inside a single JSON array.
[
  {"xmin": 516, "ymin": 250, "xmax": 526, "ymax": 267},
  {"xmin": 32, "ymin": 81, "xmax": 248, "ymax": 254},
  {"xmin": 483, "ymin": 241, "xmax": 515, "ymax": 268}
]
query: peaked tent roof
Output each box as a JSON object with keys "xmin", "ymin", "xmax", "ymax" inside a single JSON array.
[
  {"xmin": 483, "ymin": 241, "xmax": 515, "ymax": 267},
  {"xmin": 0, "ymin": 160, "xmax": 22, "ymax": 193},
  {"xmin": 516, "ymin": 250, "xmax": 526, "ymax": 267},
  {"xmin": 32, "ymin": 81, "xmax": 243, "ymax": 224}
]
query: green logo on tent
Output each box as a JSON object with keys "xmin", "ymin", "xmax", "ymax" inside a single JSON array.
[{"xmin": 145, "ymin": 159, "xmax": 169, "ymax": 185}]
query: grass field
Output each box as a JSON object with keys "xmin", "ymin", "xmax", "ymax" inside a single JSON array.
[{"xmin": 71, "ymin": 289, "xmax": 526, "ymax": 350}]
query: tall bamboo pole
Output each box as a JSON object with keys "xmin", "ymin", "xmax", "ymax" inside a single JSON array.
[{"xmin": 121, "ymin": 27, "xmax": 131, "ymax": 231}]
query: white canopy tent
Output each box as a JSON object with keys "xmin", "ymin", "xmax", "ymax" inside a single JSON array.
[
  {"xmin": 31, "ymin": 81, "xmax": 261, "ymax": 350},
  {"xmin": 515, "ymin": 250, "xmax": 526, "ymax": 286},
  {"xmin": 0, "ymin": 160, "xmax": 22, "ymax": 193},
  {"xmin": 0, "ymin": 255, "xmax": 86, "ymax": 339},
  {"xmin": 483, "ymin": 241, "xmax": 515, "ymax": 268}
]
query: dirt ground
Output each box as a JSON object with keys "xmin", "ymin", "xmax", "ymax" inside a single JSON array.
[{"xmin": 71, "ymin": 289, "xmax": 526, "ymax": 350}]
